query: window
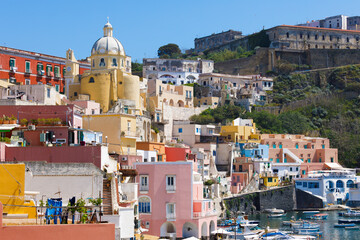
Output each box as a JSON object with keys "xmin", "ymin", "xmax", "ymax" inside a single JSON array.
[
  {"xmin": 9, "ymin": 58, "xmax": 15, "ymax": 68},
  {"xmin": 336, "ymin": 180, "xmax": 344, "ymax": 188},
  {"xmin": 270, "ymin": 158, "xmax": 273, "ymax": 162},
  {"xmin": 300, "ymin": 33, "xmax": 303, "ymax": 39},
  {"xmin": 307, "ymin": 158, "xmax": 311, "ymax": 163},
  {"xmin": 322, "ymin": 35, "xmax": 325, "ymax": 40},
  {"xmin": 112, "ymin": 58, "xmax": 118, "ymax": 66},
  {"xmin": 347, "ymin": 180, "xmax": 355, "ymax": 188},
  {"xmin": 46, "ymin": 65, "xmax": 52, "ymax": 74},
  {"xmin": 55, "ymin": 85, "xmax": 60, "ymax": 92},
  {"xmin": 212, "ymin": 150, "xmax": 216, "ymax": 156},
  {"xmin": 139, "ymin": 197, "xmax": 151, "ymax": 213},
  {"xmin": 276, "ymin": 158, "xmax": 280, "ymax": 163},
  {"xmin": 47, "ymin": 88, "xmax": 51, "ymax": 98},
  {"xmin": 307, "ymin": 34, "xmax": 310, "ymax": 39},
  {"xmin": 315, "ymin": 35, "xmax": 318, "ymax": 40},
  {"xmin": 268, "ymin": 177, "xmax": 273, "ymax": 182},
  {"xmin": 37, "ymin": 63, "xmax": 44, "ymax": 74},
  {"xmin": 63, "ymin": 67, "xmax": 66, "ymax": 75},
  {"xmin": 166, "ymin": 203, "xmax": 176, "ymax": 220},
  {"xmin": 322, "ymin": 144, "xmax": 325, "ymax": 149},
  {"xmin": 319, "ymin": 158, "xmax": 322, "ymax": 163},
  {"xmin": 178, "ymin": 128, "xmax": 183, "ymax": 133},
  {"xmin": 273, "ymin": 144, "xmax": 276, "ymax": 149},
  {"xmin": 89, "ymin": 77, "xmax": 95, "ymax": 83},
  {"xmin": 99, "ymin": 58, "xmax": 105, "ymax": 67},
  {"xmin": 74, "ymin": 92, "xmax": 78, "ymax": 97},
  {"xmin": 54, "ymin": 66, "xmax": 60, "ymax": 77},
  {"xmin": 284, "ymin": 158, "xmax": 287, "ymax": 163},
  {"xmin": 296, "ymin": 181, "xmax": 302, "ymax": 186},
  {"xmin": 166, "ymin": 175, "xmax": 176, "ymax": 192},
  {"xmin": 331, "ymin": 157, "xmax": 334, "ymax": 163},
  {"xmin": 304, "ymin": 145, "xmax": 307, "ymax": 149},
  {"xmin": 25, "ymin": 79, "xmax": 30, "ymax": 85},
  {"xmin": 303, "ymin": 181, "xmax": 307, "ymax": 187},
  {"xmin": 296, "ymin": 167, "xmax": 298, "ymax": 171},
  {"xmin": 302, "ymin": 170, "xmax": 306, "ymax": 175},
  {"xmin": 286, "ymin": 32, "xmax": 289, "ymax": 38},
  {"xmin": 25, "ymin": 61, "xmax": 31, "ymax": 73},
  {"xmin": 290, "ymin": 167, "xmax": 293, "ymax": 171},
  {"xmin": 140, "ymin": 175, "xmax": 149, "ymax": 191},
  {"xmin": 347, "ymin": 37, "xmax": 350, "ymax": 43},
  {"xmin": 279, "ymin": 144, "xmax": 282, "ymax": 149},
  {"xmin": 330, "ymin": 36, "xmax": 333, "ymax": 41},
  {"xmin": 151, "ymin": 157, "xmax": 155, "ymax": 162},
  {"xmin": 196, "ymin": 128, "xmax": 200, "ymax": 134},
  {"xmin": 308, "ymin": 182, "xmax": 319, "ymax": 188}
]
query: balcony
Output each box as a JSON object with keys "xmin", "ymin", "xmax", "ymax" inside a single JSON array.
[
  {"xmin": 25, "ymin": 69, "xmax": 32, "ymax": 74},
  {"xmin": 166, "ymin": 185, "xmax": 176, "ymax": 193},
  {"xmin": 193, "ymin": 210, "xmax": 217, "ymax": 219},
  {"xmin": 46, "ymin": 72, "xmax": 54, "ymax": 78},
  {"xmin": 55, "ymin": 73, "xmax": 61, "ymax": 78},
  {"xmin": 139, "ymin": 185, "xmax": 149, "ymax": 192},
  {"xmin": 37, "ymin": 70, "xmax": 45, "ymax": 76},
  {"xmin": 166, "ymin": 212, "xmax": 176, "ymax": 221}
]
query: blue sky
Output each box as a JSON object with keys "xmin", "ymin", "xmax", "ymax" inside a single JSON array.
[{"xmin": 1, "ymin": 0, "xmax": 360, "ymax": 62}]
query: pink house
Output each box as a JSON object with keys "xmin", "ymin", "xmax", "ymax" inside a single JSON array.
[
  {"xmin": 261, "ymin": 134, "xmax": 339, "ymax": 177},
  {"xmin": 134, "ymin": 162, "xmax": 217, "ymax": 239}
]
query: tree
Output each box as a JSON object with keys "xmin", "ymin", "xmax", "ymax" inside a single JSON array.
[{"xmin": 158, "ymin": 44, "xmax": 181, "ymax": 58}]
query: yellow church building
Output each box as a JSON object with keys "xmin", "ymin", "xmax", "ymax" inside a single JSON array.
[{"xmin": 65, "ymin": 20, "xmax": 144, "ymax": 115}]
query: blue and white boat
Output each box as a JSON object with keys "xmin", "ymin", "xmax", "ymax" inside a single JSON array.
[{"xmin": 334, "ymin": 223, "xmax": 356, "ymax": 228}]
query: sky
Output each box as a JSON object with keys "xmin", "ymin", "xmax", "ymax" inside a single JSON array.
[{"xmin": 1, "ymin": 0, "xmax": 360, "ymax": 62}]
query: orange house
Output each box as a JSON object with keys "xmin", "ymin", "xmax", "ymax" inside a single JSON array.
[{"xmin": 136, "ymin": 141, "xmax": 166, "ymax": 162}]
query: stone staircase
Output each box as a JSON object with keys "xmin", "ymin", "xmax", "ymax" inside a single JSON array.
[
  {"xmin": 102, "ymin": 179, "xmax": 113, "ymax": 215},
  {"xmin": 241, "ymin": 173, "xmax": 259, "ymax": 194}
]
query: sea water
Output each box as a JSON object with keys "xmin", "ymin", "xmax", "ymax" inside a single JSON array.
[{"xmin": 248, "ymin": 210, "xmax": 358, "ymax": 240}]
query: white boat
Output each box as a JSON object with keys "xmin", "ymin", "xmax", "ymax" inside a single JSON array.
[
  {"xmin": 262, "ymin": 231, "xmax": 316, "ymax": 239},
  {"xmin": 236, "ymin": 216, "xmax": 259, "ymax": 227},
  {"xmin": 268, "ymin": 213, "xmax": 286, "ymax": 218},
  {"xmin": 265, "ymin": 208, "xmax": 285, "ymax": 214},
  {"xmin": 227, "ymin": 227, "xmax": 264, "ymax": 240}
]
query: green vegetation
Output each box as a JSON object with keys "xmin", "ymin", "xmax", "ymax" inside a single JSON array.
[
  {"xmin": 190, "ymin": 105, "xmax": 246, "ymax": 124},
  {"xmin": 131, "ymin": 61, "xmax": 143, "ymax": 73},
  {"xmin": 185, "ymin": 46, "xmax": 255, "ymax": 63},
  {"xmin": 158, "ymin": 43, "xmax": 181, "ymax": 59},
  {"xmin": 247, "ymin": 29, "xmax": 271, "ymax": 50}
]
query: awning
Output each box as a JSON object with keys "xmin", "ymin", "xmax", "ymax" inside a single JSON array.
[
  {"xmin": 324, "ymin": 162, "xmax": 344, "ymax": 170},
  {"xmin": 0, "ymin": 124, "xmax": 19, "ymax": 132}
]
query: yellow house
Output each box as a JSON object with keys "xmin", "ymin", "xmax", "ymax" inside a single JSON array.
[
  {"xmin": 220, "ymin": 118, "xmax": 260, "ymax": 143},
  {"xmin": 0, "ymin": 163, "xmax": 36, "ymax": 218},
  {"xmin": 82, "ymin": 114, "xmax": 137, "ymax": 155},
  {"xmin": 260, "ymin": 175, "xmax": 279, "ymax": 188}
]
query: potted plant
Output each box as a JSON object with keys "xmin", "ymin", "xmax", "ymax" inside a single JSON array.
[
  {"xmin": 38, "ymin": 118, "xmax": 45, "ymax": 125},
  {"xmin": 0, "ymin": 116, "xmax": 3, "ymax": 124},
  {"xmin": 31, "ymin": 119, "xmax": 38, "ymax": 125},
  {"xmin": 20, "ymin": 118, "xmax": 28, "ymax": 126},
  {"xmin": 53, "ymin": 118, "xmax": 62, "ymax": 126},
  {"xmin": 45, "ymin": 118, "xmax": 52, "ymax": 125},
  {"xmin": 3, "ymin": 115, "xmax": 10, "ymax": 124},
  {"xmin": 10, "ymin": 115, "xmax": 17, "ymax": 124}
]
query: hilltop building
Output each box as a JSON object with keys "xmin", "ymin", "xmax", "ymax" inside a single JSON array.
[
  {"xmin": 194, "ymin": 30, "xmax": 243, "ymax": 53},
  {"xmin": 143, "ymin": 58, "xmax": 214, "ymax": 85}
]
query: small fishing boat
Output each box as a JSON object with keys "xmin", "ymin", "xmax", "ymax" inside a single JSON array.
[
  {"xmin": 308, "ymin": 213, "xmax": 328, "ymax": 220},
  {"xmin": 345, "ymin": 226, "xmax": 360, "ymax": 230},
  {"xmin": 268, "ymin": 213, "xmax": 286, "ymax": 218},
  {"xmin": 338, "ymin": 219, "xmax": 360, "ymax": 224},
  {"xmin": 265, "ymin": 208, "xmax": 285, "ymax": 214},
  {"xmin": 334, "ymin": 223, "xmax": 356, "ymax": 228},
  {"xmin": 302, "ymin": 211, "xmax": 320, "ymax": 215},
  {"xmin": 236, "ymin": 216, "xmax": 259, "ymax": 228}
]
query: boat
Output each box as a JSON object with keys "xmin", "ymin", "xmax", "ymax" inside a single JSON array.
[
  {"xmin": 345, "ymin": 226, "xmax": 360, "ymax": 230},
  {"xmin": 343, "ymin": 210, "xmax": 360, "ymax": 217},
  {"xmin": 265, "ymin": 208, "xmax": 285, "ymax": 214},
  {"xmin": 293, "ymin": 228, "xmax": 322, "ymax": 236},
  {"xmin": 227, "ymin": 226, "xmax": 264, "ymax": 240},
  {"xmin": 261, "ymin": 231, "xmax": 316, "ymax": 239},
  {"xmin": 268, "ymin": 213, "xmax": 286, "ymax": 218},
  {"xmin": 236, "ymin": 216, "xmax": 260, "ymax": 228},
  {"xmin": 334, "ymin": 223, "xmax": 356, "ymax": 228},
  {"xmin": 302, "ymin": 211, "xmax": 320, "ymax": 215},
  {"xmin": 338, "ymin": 219, "xmax": 360, "ymax": 224},
  {"xmin": 308, "ymin": 213, "xmax": 328, "ymax": 220}
]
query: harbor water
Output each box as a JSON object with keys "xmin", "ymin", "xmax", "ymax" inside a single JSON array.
[{"xmin": 248, "ymin": 210, "xmax": 359, "ymax": 240}]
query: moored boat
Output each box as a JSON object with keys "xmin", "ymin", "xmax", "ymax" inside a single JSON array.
[
  {"xmin": 308, "ymin": 213, "xmax": 328, "ymax": 220},
  {"xmin": 268, "ymin": 213, "xmax": 286, "ymax": 218},
  {"xmin": 334, "ymin": 223, "xmax": 356, "ymax": 228},
  {"xmin": 265, "ymin": 208, "xmax": 285, "ymax": 214},
  {"xmin": 338, "ymin": 218, "xmax": 360, "ymax": 224},
  {"xmin": 302, "ymin": 211, "xmax": 320, "ymax": 215}
]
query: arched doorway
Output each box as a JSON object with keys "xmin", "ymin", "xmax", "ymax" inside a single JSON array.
[
  {"xmin": 169, "ymin": 99, "xmax": 174, "ymax": 106},
  {"xmin": 201, "ymin": 222, "xmax": 208, "ymax": 239},
  {"xmin": 160, "ymin": 222, "xmax": 176, "ymax": 239},
  {"xmin": 178, "ymin": 100, "xmax": 184, "ymax": 107},
  {"xmin": 182, "ymin": 222, "xmax": 198, "ymax": 238},
  {"xmin": 209, "ymin": 220, "xmax": 215, "ymax": 236}
]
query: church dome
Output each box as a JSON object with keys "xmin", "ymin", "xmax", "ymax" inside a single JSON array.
[{"xmin": 91, "ymin": 21, "xmax": 125, "ymax": 56}]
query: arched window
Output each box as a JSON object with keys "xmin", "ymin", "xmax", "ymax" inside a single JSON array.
[
  {"xmin": 99, "ymin": 58, "xmax": 105, "ymax": 67},
  {"xmin": 325, "ymin": 180, "xmax": 334, "ymax": 190},
  {"xmin": 89, "ymin": 77, "xmax": 95, "ymax": 83},
  {"xmin": 336, "ymin": 180, "xmax": 344, "ymax": 188},
  {"xmin": 112, "ymin": 58, "xmax": 118, "ymax": 67},
  {"xmin": 347, "ymin": 180, "xmax": 355, "ymax": 188},
  {"xmin": 139, "ymin": 196, "xmax": 151, "ymax": 213},
  {"xmin": 286, "ymin": 32, "xmax": 289, "ymax": 38}
]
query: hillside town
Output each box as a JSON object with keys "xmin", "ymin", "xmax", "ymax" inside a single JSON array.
[{"xmin": 1, "ymin": 12, "xmax": 360, "ymax": 240}]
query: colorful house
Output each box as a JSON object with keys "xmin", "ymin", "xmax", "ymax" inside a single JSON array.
[
  {"xmin": 220, "ymin": 118, "xmax": 260, "ymax": 143},
  {"xmin": 82, "ymin": 113, "xmax": 137, "ymax": 155},
  {"xmin": 134, "ymin": 162, "xmax": 217, "ymax": 239},
  {"xmin": 260, "ymin": 173, "xmax": 279, "ymax": 189},
  {"xmin": 0, "ymin": 163, "xmax": 36, "ymax": 218},
  {"xmin": 136, "ymin": 141, "xmax": 166, "ymax": 162}
]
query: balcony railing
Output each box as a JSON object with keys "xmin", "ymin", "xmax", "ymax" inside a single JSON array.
[
  {"xmin": 139, "ymin": 185, "xmax": 149, "ymax": 192},
  {"xmin": 193, "ymin": 210, "xmax": 217, "ymax": 219},
  {"xmin": 166, "ymin": 213, "xmax": 176, "ymax": 220},
  {"xmin": 166, "ymin": 185, "xmax": 176, "ymax": 192}
]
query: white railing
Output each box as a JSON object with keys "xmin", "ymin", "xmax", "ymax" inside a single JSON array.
[
  {"xmin": 193, "ymin": 210, "xmax": 217, "ymax": 218},
  {"xmin": 166, "ymin": 213, "xmax": 176, "ymax": 220}
]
